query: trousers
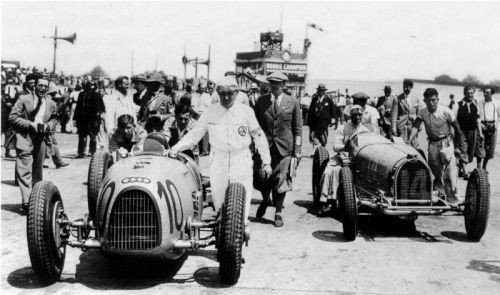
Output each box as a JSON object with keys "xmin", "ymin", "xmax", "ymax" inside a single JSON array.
[
  {"xmin": 209, "ymin": 148, "xmax": 253, "ymax": 223},
  {"xmin": 16, "ymin": 140, "xmax": 46, "ymax": 204},
  {"xmin": 428, "ymin": 136, "xmax": 458, "ymax": 202}
]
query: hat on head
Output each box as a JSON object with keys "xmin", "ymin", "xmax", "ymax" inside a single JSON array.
[
  {"xmin": 384, "ymin": 85, "xmax": 391, "ymax": 91},
  {"xmin": 351, "ymin": 92, "xmax": 369, "ymax": 100},
  {"xmin": 47, "ymin": 82, "xmax": 58, "ymax": 94},
  {"xmin": 131, "ymin": 73, "xmax": 147, "ymax": 82},
  {"xmin": 317, "ymin": 84, "xmax": 327, "ymax": 91},
  {"xmin": 350, "ymin": 105, "xmax": 364, "ymax": 115},
  {"xmin": 266, "ymin": 71, "xmax": 288, "ymax": 83},
  {"xmin": 250, "ymin": 82, "xmax": 258, "ymax": 89},
  {"xmin": 146, "ymin": 73, "xmax": 165, "ymax": 85}
]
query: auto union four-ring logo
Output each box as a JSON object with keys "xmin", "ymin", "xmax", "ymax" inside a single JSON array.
[{"xmin": 122, "ymin": 177, "xmax": 151, "ymax": 184}]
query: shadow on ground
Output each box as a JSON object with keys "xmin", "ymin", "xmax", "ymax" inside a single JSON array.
[
  {"xmin": 1, "ymin": 203, "xmax": 25, "ymax": 216},
  {"xmin": 1, "ymin": 179, "xmax": 17, "ymax": 186}
]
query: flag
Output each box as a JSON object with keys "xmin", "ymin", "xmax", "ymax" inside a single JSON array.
[{"xmin": 307, "ymin": 22, "xmax": 324, "ymax": 32}]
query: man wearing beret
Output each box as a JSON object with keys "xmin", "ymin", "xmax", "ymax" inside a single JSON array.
[
  {"xmin": 308, "ymin": 84, "xmax": 337, "ymax": 151},
  {"xmin": 318, "ymin": 105, "xmax": 370, "ymax": 215},
  {"xmin": 253, "ymin": 71, "xmax": 302, "ymax": 227},
  {"xmin": 9, "ymin": 77, "xmax": 59, "ymax": 211}
]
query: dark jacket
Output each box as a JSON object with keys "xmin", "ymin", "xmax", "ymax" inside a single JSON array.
[
  {"xmin": 254, "ymin": 93, "xmax": 302, "ymax": 157},
  {"xmin": 307, "ymin": 94, "xmax": 336, "ymax": 131},
  {"xmin": 74, "ymin": 90, "xmax": 105, "ymax": 134}
]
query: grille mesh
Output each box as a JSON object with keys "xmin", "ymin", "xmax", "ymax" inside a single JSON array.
[
  {"xmin": 396, "ymin": 162, "xmax": 430, "ymax": 201},
  {"xmin": 108, "ymin": 190, "xmax": 160, "ymax": 250}
]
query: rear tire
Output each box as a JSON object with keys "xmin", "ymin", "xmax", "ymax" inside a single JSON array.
[
  {"xmin": 464, "ymin": 168, "xmax": 490, "ymax": 241},
  {"xmin": 88, "ymin": 150, "xmax": 112, "ymax": 222},
  {"xmin": 338, "ymin": 167, "xmax": 357, "ymax": 241},
  {"xmin": 27, "ymin": 181, "xmax": 66, "ymax": 285},
  {"xmin": 218, "ymin": 182, "xmax": 245, "ymax": 285},
  {"xmin": 312, "ymin": 146, "xmax": 329, "ymax": 206}
]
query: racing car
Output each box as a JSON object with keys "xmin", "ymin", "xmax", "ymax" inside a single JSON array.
[
  {"xmin": 312, "ymin": 131, "xmax": 490, "ymax": 241},
  {"xmin": 26, "ymin": 134, "xmax": 248, "ymax": 285}
]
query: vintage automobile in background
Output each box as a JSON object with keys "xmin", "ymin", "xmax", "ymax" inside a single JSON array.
[
  {"xmin": 312, "ymin": 131, "xmax": 490, "ymax": 241},
  {"xmin": 26, "ymin": 134, "xmax": 247, "ymax": 285}
]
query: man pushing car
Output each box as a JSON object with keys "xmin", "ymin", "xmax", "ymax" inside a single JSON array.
[{"xmin": 170, "ymin": 76, "xmax": 272, "ymax": 224}]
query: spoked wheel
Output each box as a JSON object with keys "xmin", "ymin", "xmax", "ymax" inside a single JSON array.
[
  {"xmin": 312, "ymin": 146, "xmax": 329, "ymax": 207},
  {"xmin": 338, "ymin": 166, "xmax": 358, "ymax": 241},
  {"xmin": 218, "ymin": 182, "xmax": 245, "ymax": 285},
  {"xmin": 88, "ymin": 150, "xmax": 113, "ymax": 222},
  {"xmin": 27, "ymin": 181, "xmax": 67, "ymax": 285},
  {"xmin": 464, "ymin": 168, "xmax": 490, "ymax": 241}
]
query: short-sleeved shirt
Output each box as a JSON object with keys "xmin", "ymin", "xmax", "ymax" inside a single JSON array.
[{"xmin": 417, "ymin": 105, "xmax": 455, "ymax": 141}]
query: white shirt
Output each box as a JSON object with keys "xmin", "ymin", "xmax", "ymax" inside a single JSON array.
[
  {"xmin": 272, "ymin": 93, "xmax": 284, "ymax": 106},
  {"xmin": 104, "ymin": 90, "xmax": 138, "ymax": 132},
  {"xmin": 34, "ymin": 96, "xmax": 46, "ymax": 124},
  {"xmin": 478, "ymin": 99, "xmax": 500, "ymax": 122},
  {"xmin": 236, "ymin": 91, "xmax": 250, "ymax": 106},
  {"xmin": 300, "ymin": 95, "xmax": 312, "ymax": 107},
  {"xmin": 172, "ymin": 103, "xmax": 271, "ymax": 165}
]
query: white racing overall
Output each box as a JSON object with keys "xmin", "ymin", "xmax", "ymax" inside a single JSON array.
[{"xmin": 172, "ymin": 102, "xmax": 271, "ymax": 222}]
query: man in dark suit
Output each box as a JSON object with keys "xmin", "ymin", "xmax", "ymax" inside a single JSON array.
[
  {"xmin": 8, "ymin": 78, "xmax": 58, "ymax": 211},
  {"xmin": 74, "ymin": 80, "xmax": 106, "ymax": 158},
  {"xmin": 307, "ymin": 84, "xmax": 337, "ymax": 150},
  {"xmin": 131, "ymin": 74, "xmax": 147, "ymax": 106},
  {"xmin": 254, "ymin": 71, "xmax": 302, "ymax": 227}
]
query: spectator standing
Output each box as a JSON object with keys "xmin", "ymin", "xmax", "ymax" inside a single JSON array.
[
  {"xmin": 392, "ymin": 79, "xmax": 422, "ymax": 146},
  {"xmin": 456, "ymin": 86, "xmax": 484, "ymax": 178},
  {"xmin": 478, "ymin": 86, "xmax": 499, "ymax": 170},
  {"xmin": 299, "ymin": 92, "xmax": 311, "ymax": 125},
  {"xmin": 132, "ymin": 74, "xmax": 148, "ymax": 106},
  {"xmin": 308, "ymin": 84, "xmax": 336, "ymax": 150},
  {"xmin": 344, "ymin": 92, "xmax": 380, "ymax": 133},
  {"xmin": 375, "ymin": 85, "xmax": 396, "ymax": 138},
  {"xmin": 74, "ymin": 80, "xmax": 105, "ymax": 158},
  {"xmin": 104, "ymin": 76, "xmax": 138, "ymax": 133}
]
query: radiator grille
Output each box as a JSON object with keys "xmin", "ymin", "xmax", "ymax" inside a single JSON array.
[
  {"xmin": 396, "ymin": 162, "xmax": 431, "ymax": 201},
  {"xmin": 108, "ymin": 190, "xmax": 160, "ymax": 250}
]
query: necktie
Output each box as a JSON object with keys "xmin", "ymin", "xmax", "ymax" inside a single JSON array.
[{"xmin": 274, "ymin": 96, "xmax": 279, "ymax": 113}]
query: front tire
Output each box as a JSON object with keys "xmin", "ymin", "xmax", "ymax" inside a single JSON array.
[
  {"xmin": 218, "ymin": 182, "xmax": 245, "ymax": 285},
  {"xmin": 338, "ymin": 167, "xmax": 358, "ymax": 241},
  {"xmin": 464, "ymin": 168, "xmax": 490, "ymax": 241},
  {"xmin": 312, "ymin": 146, "xmax": 329, "ymax": 206},
  {"xmin": 88, "ymin": 150, "xmax": 112, "ymax": 222},
  {"xmin": 27, "ymin": 181, "xmax": 66, "ymax": 285}
]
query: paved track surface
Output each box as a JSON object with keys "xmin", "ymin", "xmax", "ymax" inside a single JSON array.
[{"xmin": 2, "ymin": 127, "xmax": 499, "ymax": 294}]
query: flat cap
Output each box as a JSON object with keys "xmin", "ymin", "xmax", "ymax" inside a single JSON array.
[
  {"xmin": 146, "ymin": 73, "xmax": 164, "ymax": 84},
  {"xmin": 217, "ymin": 76, "xmax": 238, "ymax": 89},
  {"xmin": 250, "ymin": 82, "xmax": 258, "ymax": 89},
  {"xmin": 351, "ymin": 92, "xmax": 369, "ymax": 100},
  {"xmin": 131, "ymin": 73, "xmax": 147, "ymax": 82},
  {"xmin": 266, "ymin": 71, "xmax": 288, "ymax": 83}
]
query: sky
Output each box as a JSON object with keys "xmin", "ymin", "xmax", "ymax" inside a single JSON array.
[{"xmin": 2, "ymin": 1, "xmax": 500, "ymax": 82}]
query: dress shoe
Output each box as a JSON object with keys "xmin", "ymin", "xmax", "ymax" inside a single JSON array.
[
  {"xmin": 21, "ymin": 203, "xmax": 29, "ymax": 215},
  {"xmin": 256, "ymin": 203, "xmax": 268, "ymax": 219},
  {"xmin": 273, "ymin": 214, "xmax": 284, "ymax": 227},
  {"xmin": 318, "ymin": 203, "xmax": 335, "ymax": 217},
  {"xmin": 56, "ymin": 162, "xmax": 69, "ymax": 169},
  {"xmin": 74, "ymin": 154, "xmax": 85, "ymax": 159}
]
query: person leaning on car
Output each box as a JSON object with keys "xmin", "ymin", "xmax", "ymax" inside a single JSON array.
[
  {"xmin": 8, "ymin": 77, "xmax": 59, "ymax": 212},
  {"xmin": 109, "ymin": 114, "xmax": 148, "ymax": 153},
  {"xmin": 170, "ymin": 76, "xmax": 272, "ymax": 225},
  {"xmin": 408, "ymin": 88, "xmax": 464, "ymax": 204},
  {"xmin": 317, "ymin": 105, "xmax": 370, "ymax": 215}
]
